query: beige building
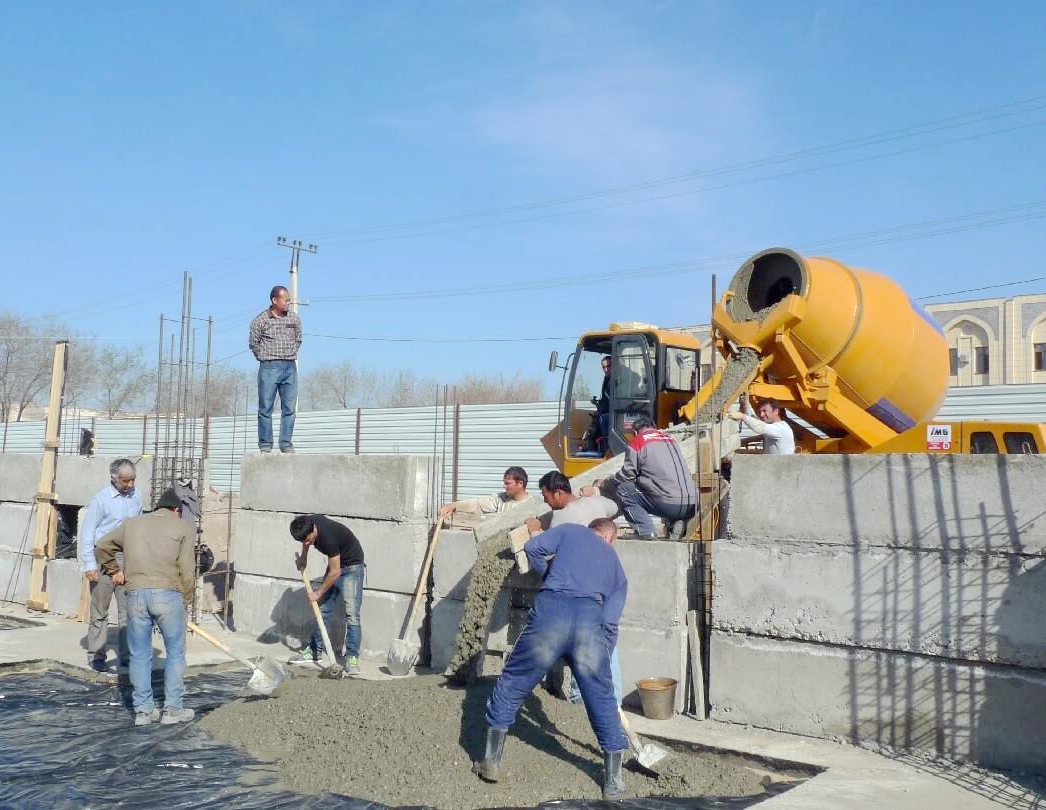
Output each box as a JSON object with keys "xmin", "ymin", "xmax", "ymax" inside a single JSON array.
[
  {"xmin": 926, "ymin": 293, "xmax": 1046, "ymax": 387},
  {"xmin": 679, "ymin": 292, "xmax": 1046, "ymax": 389}
]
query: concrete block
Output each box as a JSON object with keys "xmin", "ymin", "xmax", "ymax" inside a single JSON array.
[
  {"xmin": 232, "ymin": 574, "xmax": 424, "ymax": 662},
  {"xmin": 729, "ymin": 454, "xmax": 1046, "ymax": 554},
  {"xmin": 709, "ymin": 631, "xmax": 1046, "ymax": 773},
  {"xmin": 617, "ymin": 623, "xmax": 688, "ymax": 712},
  {"xmin": 713, "ymin": 541, "xmax": 1046, "ymax": 668},
  {"xmin": 0, "ymin": 502, "xmax": 37, "ymax": 554},
  {"xmin": 46, "ymin": 559, "xmax": 84, "ymax": 618},
  {"xmin": 429, "ymin": 596, "xmax": 465, "ymax": 672},
  {"xmin": 432, "ymin": 529, "xmax": 478, "ymax": 600},
  {"xmin": 234, "ymin": 510, "xmax": 430, "ymax": 594},
  {"xmin": 0, "ymin": 454, "xmax": 39, "ymax": 503},
  {"xmin": 239, "ymin": 453, "xmax": 438, "ymax": 522},
  {"xmin": 616, "ymin": 539, "xmax": 691, "ymax": 629},
  {"xmin": 0, "ymin": 549, "xmax": 31, "ymax": 604},
  {"xmin": 56, "ymin": 455, "xmax": 154, "ymax": 507}
]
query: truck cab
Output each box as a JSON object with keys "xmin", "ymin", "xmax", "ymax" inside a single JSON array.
[{"xmin": 542, "ymin": 323, "xmax": 701, "ymax": 477}]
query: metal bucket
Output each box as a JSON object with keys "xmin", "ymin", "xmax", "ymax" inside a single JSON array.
[{"xmin": 636, "ymin": 677, "xmax": 677, "ymax": 720}]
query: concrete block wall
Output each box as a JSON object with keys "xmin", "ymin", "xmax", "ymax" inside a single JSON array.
[
  {"xmin": 430, "ymin": 520, "xmax": 693, "ymax": 711},
  {"xmin": 712, "ymin": 453, "xmax": 1046, "ymax": 772},
  {"xmin": 0, "ymin": 454, "xmax": 152, "ymax": 612},
  {"xmin": 231, "ymin": 453, "xmax": 439, "ymax": 662}
]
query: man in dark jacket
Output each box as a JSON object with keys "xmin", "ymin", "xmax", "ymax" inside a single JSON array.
[
  {"xmin": 472, "ymin": 519, "xmax": 630, "ymax": 800},
  {"xmin": 290, "ymin": 514, "xmax": 366, "ymax": 674},
  {"xmin": 593, "ymin": 416, "xmax": 695, "ymax": 540}
]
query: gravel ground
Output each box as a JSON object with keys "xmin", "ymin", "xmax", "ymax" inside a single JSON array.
[{"xmin": 200, "ymin": 674, "xmax": 775, "ymax": 809}]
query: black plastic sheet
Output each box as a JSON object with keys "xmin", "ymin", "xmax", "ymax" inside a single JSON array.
[{"xmin": 0, "ymin": 670, "xmax": 799, "ymax": 809}]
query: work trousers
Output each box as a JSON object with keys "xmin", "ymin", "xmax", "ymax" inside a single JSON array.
[
  {"xmin": 311, "ymin": 564, "xmax": 365, "ymax": 659},
  {"xmin": 616, "ymin": 481, "xmax": 694, "ymax": 538},
  {"xmin": 486, "ymin": 590, "xmax": 628, "ymax": 753},
  {"xmin": 257, "ymin": 359, "xmax": 297, "ymax": 451},
  {"xmin": 126, "ymin": 589, "xmax": 187, "ymax": 713},
  {"xmin": 88, "ymin": 571, "xmax": 128, "ymax": 662}
]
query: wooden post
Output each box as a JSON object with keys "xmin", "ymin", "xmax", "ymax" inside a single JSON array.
[{"xmin": 27, "ymin": 341, "xmax": 69, "ymax": 612}]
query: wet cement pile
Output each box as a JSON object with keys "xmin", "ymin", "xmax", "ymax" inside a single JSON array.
[
  {"xmin": 693, "ymin": 348, "xmax": 760, "ymax": 424},
  {"xmin": 444, "ymin": 529, "xmax": 516, "ymax": 685},
  {"xmin": 200, "ymin": 674, "xmax": 776, "ymax": 809}
]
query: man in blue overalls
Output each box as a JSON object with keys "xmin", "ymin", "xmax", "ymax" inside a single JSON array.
[{"xmin": 473, "ymin": 518, "xmax": 630, "ymax": 800}]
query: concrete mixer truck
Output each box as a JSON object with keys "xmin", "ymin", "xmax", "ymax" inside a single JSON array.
[{"xmin": 544, "ymin": 247, "xmax": 1045, "ymax": 477}]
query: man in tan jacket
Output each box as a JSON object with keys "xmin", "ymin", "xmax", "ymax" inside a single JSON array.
[{"xmin": 96, "ymin": 489, "xmax": 196, "ymax": 727}]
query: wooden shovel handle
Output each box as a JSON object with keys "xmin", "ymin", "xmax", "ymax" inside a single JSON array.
[
  {"xmin": 300, "ymin": 571, "xmax": 339, "ymax": 669},
  {"xmin": 400, "ymin": 519, "xmax": 445, "ymax": 640},
  {"xmin": 187, "ymin": 620, "xmax": 259, "ymax": 672}
]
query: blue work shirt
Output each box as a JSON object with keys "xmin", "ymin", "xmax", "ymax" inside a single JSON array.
[
  {"xmin": 78, "ymin": 484, "xmax": 143, "ymax": 573},
  {"xmin": 524, "ymin": 523, "xmax": 628, "ymax": 647}
]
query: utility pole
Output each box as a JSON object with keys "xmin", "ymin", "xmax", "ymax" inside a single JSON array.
[{"xmin": 276, "ymin": 237, "xmax": 318, "ymax": 314}]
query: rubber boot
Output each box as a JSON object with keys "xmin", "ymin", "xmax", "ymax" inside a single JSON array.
[
  {"xmin": 472, "ymin": 727, "xmax": 507, "ymax": 782},
  {"xmin": 602, "ymin": 749, "xmax": 631, "ymax": 800}
]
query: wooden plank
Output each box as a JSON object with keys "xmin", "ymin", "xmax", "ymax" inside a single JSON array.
[
  {"xmin": 687, "ymin": 609, "xmax": 706, "ymax": 720},
  {"xmin": 76, "ymin": 576, "xmax": 91, "ymax": 623}
]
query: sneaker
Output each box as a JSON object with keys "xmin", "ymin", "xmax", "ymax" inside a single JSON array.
[
  {"xmin": 89, "ymin": 655, "xmax": 111, "ymax": 673},
  {"xmin": 259, "ymin": 447, "xmax": 272, "ymax": 454},
  {"xmin": 280, "ymin": 445, "xmax": 296, "ymax": 454},
  {"xmin": 668, "ymin": 520, "xmax": 688, "ymax": 541},
  {"xmin": 290, "ymin": 648, "xmax": 322, "ymax": 667},
  {"xmin": 160, "ymin": 707, "xmax": 195, "ymax": 725},
  {"xmin": 134, "ymin": 708, "xmax": 161, "ymax": 727},
  {"xmin": 346, "ymin": 656, "xmax": 360, "ymax": 675}
]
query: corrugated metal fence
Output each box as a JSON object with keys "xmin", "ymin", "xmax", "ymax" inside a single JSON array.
[{"xmin": 3, "ymin": 384, "xmax": 1044, "ymax": 495}]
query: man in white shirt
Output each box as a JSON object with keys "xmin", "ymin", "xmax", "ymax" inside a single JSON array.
[
  {"xmin": 524, "ymin": 471, "xmax": 618, "ymax": 535},
  {"xmin": 439, "ymin": 467, "xmax": 532, "ymax": 520},
  {"xmin": 728, "ymin": 396, "xmax": 796, "ymax": 455}
]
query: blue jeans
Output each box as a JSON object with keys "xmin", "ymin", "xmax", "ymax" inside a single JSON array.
[
  {"xmin": 311, "ymin": 564, "xmax": 364, "ymax": 659},
  {"xmin": 486, "ymin": 590, "xmax": 628, "ymax": 753},
  {"xmin": 126, "ymin": 589, "xmax": 187, "ymax": 713},
  {"xmin": 257, "ymin": 360, "xmax": 297, "ymax": 450},
  {"xmin": 617, "ymin": 481, "xmax": 694, "ymax": 538},
  {"xmin": 570, "ymin": 647, "xmax": 622, "ymax": 706}
]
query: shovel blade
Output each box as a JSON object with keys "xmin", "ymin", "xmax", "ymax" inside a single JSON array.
[
  {"xmin": 634, "ymin": 741, "xmax": 671, "ymax": 772},
  {"xmin": 387, "ymin": 638, "xmax": 420, "ymax": 677},
  {"xmin": 246, "ymin": 658, "xmax": 288, "ymax": 696}
]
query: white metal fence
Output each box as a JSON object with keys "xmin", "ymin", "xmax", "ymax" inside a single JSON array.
[{"xmin": 3, "ymin": 384, "xmax": 1044, "ymax": 495}]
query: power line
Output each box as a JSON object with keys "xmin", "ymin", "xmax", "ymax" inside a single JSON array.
[{"xmin": 303, "ymin": 96, "xmax": 1046, "ymax": 241}]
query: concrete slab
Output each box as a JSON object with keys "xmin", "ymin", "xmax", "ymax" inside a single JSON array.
[
  {"xmin": 0, "ymin": 454, "xmax": 154, "ymax": 506},
  {"xmin": 713, "ymin": 540, "xmax": 1046, "ymax": 668},
  {"xmin": 0, "ymin": 502, "xmax": 37, "ymax": 554},
  {"xmin": 709, "ymin": 631, "xmax": 1046, "ymax": 773},
  {"xmin": 239, "ymin": 453, "xmax": 438, "ymax": 521},
  {"xmin": 616, "ymin": 539, "xmax": 691, "ymax": 629},
  {"xmin": 617, "ymin": 622, "xmax": 687, "ymax": 712},
  {"xmin": 0, "ymin": 549, "xmax": 31, "ymax": 604},
  {"xmin": 729, "ymin": 454, "xmax": 1046, "ymax": 554},
  {"xmin": 234, "ymin": 509, "xmax": 431, "ymax": 594},
  {"xmin": 432, "ymin": 528, "xmax": 477, "ymax": 601},
  {"xmin": 46, "ymin": 559, "xmax": 85, "ymax": 618},
  {"xmin": 428, "ymin": 596, "xmax": 465, "ymax": 672},
  {"xmin": 232, "ymin": 573, "xmax": 424, "ymax": 662}
]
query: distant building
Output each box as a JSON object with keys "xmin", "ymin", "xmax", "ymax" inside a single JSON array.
[{"xmin": 678, "ymin": 292, "xmax": 1046, "ymax": 389}]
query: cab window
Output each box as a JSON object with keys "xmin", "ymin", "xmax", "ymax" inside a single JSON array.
[
  {"xmin": 969, "ymin": 432, "xmax": 999, "ymax": 454},
  {"xmin": 1004, "ymin": 432, "xmax": 1039, "ymax": 454},
  {"xmin": 663, "ymin": 347, "xmax": 698, "ymax": 392}
]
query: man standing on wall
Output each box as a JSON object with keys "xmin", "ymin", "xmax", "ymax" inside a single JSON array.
[
  {"xmin": 79, "ymin": 458, "xmax": 142, "ymax": 672},
  {"xmin": 249, "ymin": 285, "xmax": 302, "ymax": 454}
]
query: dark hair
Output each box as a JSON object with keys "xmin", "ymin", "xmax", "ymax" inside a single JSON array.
[
  {"xmin": 758, "ymin": 398, "xmax": 783, "ymax": 415},
  {"xmin": 588, "ymin": 517, "xmax": 617, "ymax": 537},
  {"xmin": 631, "ymin": 416, "xmax": 655, "ymax": 432},
  {"xmin": 289, "ymin": 515, "xmax": 315, "ymax": 542},
  {"xmin": 270, "ymin": 285, "xmax": 289, "ymax": 303},
  {"xmin": 538, "ymin": 470, "xmax": 572, "ymax": 494},
  {"xmin": 504, "ymin": 466, "xmax": 528, "ymax": 487}
]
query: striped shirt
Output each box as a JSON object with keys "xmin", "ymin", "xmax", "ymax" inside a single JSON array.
[{"xmin": 249, "ymin": 308, "xmax": 302, "ymax": 361}]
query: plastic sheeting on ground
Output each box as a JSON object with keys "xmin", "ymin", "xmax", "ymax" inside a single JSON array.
[{"xmin": 0, "ymin": 669, "xmax": 802, "ymax": 809}]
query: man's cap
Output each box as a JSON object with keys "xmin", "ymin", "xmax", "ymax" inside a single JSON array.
[{"xmin": 155, "ymin": 489, "xmax": 182, "ymax": 510}]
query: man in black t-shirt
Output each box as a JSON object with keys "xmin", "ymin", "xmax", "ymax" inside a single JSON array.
[{"xmin": 290, "ymin": 514, "xmax": 366, "ymax": 674}]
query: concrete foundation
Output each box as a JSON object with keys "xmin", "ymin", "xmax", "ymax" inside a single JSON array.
[
  {"xmin": 713, "ymin": 453, "xmax": 1046, "ymax": 773},
  {"xmin": 0, "ymin": 502, "xmax": 37, "ymax": 555},
  {"xmin": 0, "ymin": 454, "xmax": 154, "ymax": 506},
  {"xmin": 0, "ymin": 548, "xmax": 31, "ymax": 603},
  {"xmin": 239, "ymin": 453, "xmax": 438, "ymax": 521}
]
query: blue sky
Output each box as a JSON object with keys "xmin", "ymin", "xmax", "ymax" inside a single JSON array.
[{"xmin": 3, "ymin": 1, "xmax": 1045, "ymax": 394}]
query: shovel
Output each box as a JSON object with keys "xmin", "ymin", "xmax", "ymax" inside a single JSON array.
[
  {"xmin": 187, "ymin": 621, "xmax": 287, "ymax": 696},
  {"xmin": 619, "ymin": 707, "xmax": 670, "ymax": 772},
  {"xmin": 300, "ymin": 571, "xmax": 345, "ymax": 679},
  {"xmin": 387, "ymin": 518, "xmax": 445, "ymax": 676}
]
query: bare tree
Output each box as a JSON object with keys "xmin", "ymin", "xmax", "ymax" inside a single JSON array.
[
  {"xmin": 301, "ymin": 359, "xmax": 361, "ymax": 410},
  {"xmin": 202, "ymin": 366, "xmax": 254, "ymax": 416},
  {"xmin": 454, "ymin": 372, "xmax": 546, "ymax": 404},
  {"xmin": 0, "ymin": 314, "xmax": 72, "ymax": 421},
  {"xmin": 94, "ymin": 346, "xmax": 152, "ymax": 417}
]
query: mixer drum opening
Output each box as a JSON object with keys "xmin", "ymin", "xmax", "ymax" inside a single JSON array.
[{"xmin": 735, "ymin": 250, "xmax": 807, "ymax": 318}]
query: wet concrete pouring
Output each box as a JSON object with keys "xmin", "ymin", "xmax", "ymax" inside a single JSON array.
[{"xmin": 201, "ymin": 671, "xmax": 809, "ymax": 809}]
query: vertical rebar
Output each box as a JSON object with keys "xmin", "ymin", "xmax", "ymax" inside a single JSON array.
[
  {"xmin": 173, "ymin": 274, "xmax": 188, "ymax": 485},
  {"xmin": 441, "ymin": 384, "xmax": 449, "ymax": 506},
  {"xmin": 452, "ymin": 401, "xmax": 461, "ymax": 502}
]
